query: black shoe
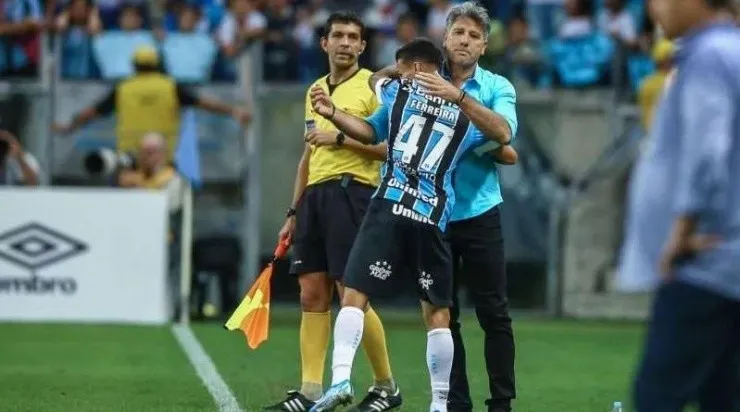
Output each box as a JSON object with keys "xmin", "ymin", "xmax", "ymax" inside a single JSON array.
[
  {"xmin": 263, "ymin": 390, "xmax": 316, "ymax": 411},
  {"xmin": 348, "ymin": 386, "xmax": 402, "ymax": 411}
]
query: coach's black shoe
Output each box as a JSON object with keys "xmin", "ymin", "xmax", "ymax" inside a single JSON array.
[
  {"xmin": 348, "ymin": 385, "xmax": 402, "ymax": 411},
  {"xmin": 263, "ymin": 390, "xmax": 316, "ymax": 411}
]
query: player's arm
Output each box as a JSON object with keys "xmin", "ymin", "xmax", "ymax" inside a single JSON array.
[
  {"xmin": 341, "ymin": 139, "xmax": 387, "ymax": 161},
  {"xmin": 368, "ymin": 65, "xmax": 400, "ymax": 93},
  {"xmin": 53, "ymin": 86, "xmax": 117, "ymax": 134},
  {"xmin": 308, "ymin": 85, "xmax": 377, "ymax": 144}
]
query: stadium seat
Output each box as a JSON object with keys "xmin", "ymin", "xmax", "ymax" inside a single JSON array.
[
  {"xmin": 627, "ymin": 53, "xmax": 656, "ymax": 92},
  {"xmin": 92, "ymin": 31, "xmax": 156, "ymax": 79},
  {"xmin": 60, "ymin": 28, "xmax": 96, "ymax": 79},
  {"xmin": 547, "ymin": 33, "xmax": 615, "ymax": 87},
  {"xmin": 162, "ymin": 33, "xmax": 217, "ymax": 83}
]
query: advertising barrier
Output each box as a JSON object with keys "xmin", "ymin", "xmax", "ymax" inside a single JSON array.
[{"xmin": 0, "ymin": 188, "xmax": 170, "ymax": 324}]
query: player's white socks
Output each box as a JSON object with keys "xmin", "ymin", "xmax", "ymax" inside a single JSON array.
[
  {"xmin": 331, "ymin": 306, "xmax": 365, "ymax": 386},
  {"xmin": 427, "ymin": 328, "xmax": 453, "ymax": 412}
]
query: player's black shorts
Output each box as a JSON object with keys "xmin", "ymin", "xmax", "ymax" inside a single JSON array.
[
  {"xmin": 289, "ymin": 175, "xmax": 375, "ymax": 280},
  {"xmin": 342, "ymin": 198, "xmax": 454, "ymax": 307}
]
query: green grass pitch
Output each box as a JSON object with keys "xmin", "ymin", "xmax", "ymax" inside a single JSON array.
[{"xmin": 0, "ymin": 310, "xmax": 645, "ymax": 411}]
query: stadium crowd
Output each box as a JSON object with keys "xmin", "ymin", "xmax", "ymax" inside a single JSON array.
[{"xmin": 2, "ymin": 0, "xmax": 673, "ymax": 93}]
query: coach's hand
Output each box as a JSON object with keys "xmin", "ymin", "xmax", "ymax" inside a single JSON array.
[
  {"xmin": 414, "ymin": 72, "xmax": 462, "ymax": 103},
  {"xmin": 305, "ymin": 130, "xmax": 339, "ymax": 147},
  {"xmin": 309, "ymin": 86, "xmax": 335, "ymax": 119}
]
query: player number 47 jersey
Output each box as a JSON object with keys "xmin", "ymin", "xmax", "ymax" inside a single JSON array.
[{"xmin": 367, "ymin": 78, "xmax": 486, "ymax": 231}]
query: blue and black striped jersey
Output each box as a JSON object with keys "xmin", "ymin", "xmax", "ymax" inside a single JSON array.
[{"xmin": 365, "ymin": 78, "xmax": 486, "ymax": 231}]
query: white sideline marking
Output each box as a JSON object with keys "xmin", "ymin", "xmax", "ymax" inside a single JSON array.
[{"xmin": 172, "ymin": 324, "xmax": 244, "ymax": 412}]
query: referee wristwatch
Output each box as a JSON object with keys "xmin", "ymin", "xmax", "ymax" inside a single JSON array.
[
  {"xmin": 335, "ymin": 132, "xmax": 346, "ymax": 146},
  {"xmin": 286, "ymin": 207, "xmax": 297, "ymax": 218}
]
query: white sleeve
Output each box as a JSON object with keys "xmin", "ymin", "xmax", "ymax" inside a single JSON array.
[
  {"xmin": 248, "ymin": 12, "xmax": 267, "ymax": 30},
  {"xmin": 374, "ymin": 77, "xmax": 390, "ymax": 104},
  {"xmin": 217, "ymin": 14, "xmax": 236, "ymax": 46}
]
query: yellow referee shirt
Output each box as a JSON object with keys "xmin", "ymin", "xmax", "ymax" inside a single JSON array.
[{"xmin": 305, "ymin": 68, "xmax": 383, "ymax": 187}]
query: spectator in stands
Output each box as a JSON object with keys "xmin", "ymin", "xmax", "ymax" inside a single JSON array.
[
  {"xmin": 0, "ymin": 129, "xmax": 39, "ymax": 186},
  {"xmin": 504, "ymin": 16, "xmax": 545, "ymax": 87},
  {"xmin": 217, "ymin": 0, "xmax": 266, "ymax": 59},
  {"xmin": 53, "ymin": 46, "xmax": 250, "ymax": 160},
  {"xmin": 263, "ymin": 0, "xmax": 297, "ymax": 80},
  {"xmin": 637, "ymin": 39, "xmax": 674, "ymax": 132},
  {"xmin": 427, "ymin": 0, "xmax": 454, "ymax": 43},
  {"xmin": 598, "ymin": 0, "xmax": 637, "ymax": 47},
  {"xmin": 363, "ymin": 0, "xmax": 408, "ymax": 34},
  {"xmin": 374, "ymin": 12, "xmax": 418, "ymax": 68},
  {"xmin": 162, "ymin": 3, "xmax": 217, "ymax": 83},
  {"xmin": 526, "ymin": 0, "xmax": 564, "ymax": 40},
  {"xmin": 93, "ymin": 4, "xmax": 156, "ymax": 79},
  {"xmin": 293, "ymin": 5, "xmax": 319, "ymax": 82},
  {"xmin": 56, "ymin": 0, "xmax": 102, "ymax": 79},
  {"xmin": 0, "ymin": 0, "xmax": 45, "ymax": 77},
  {"xmin": 558, "ymin": 0, "xmax": 594, "ymax": 38}
]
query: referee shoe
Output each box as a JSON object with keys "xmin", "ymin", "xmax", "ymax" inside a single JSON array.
[
  {"xmin": 348, "ymin": 385, "xmax": 402, "ymax": 411},
  {"xmin": 263, "ymin": 390, "xmax": 315, "ymax": 411}
]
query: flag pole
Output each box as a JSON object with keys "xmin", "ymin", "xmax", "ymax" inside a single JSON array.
[{"xmin": 179, "ymin": 183, "xmax": 194, "ymax": 324}]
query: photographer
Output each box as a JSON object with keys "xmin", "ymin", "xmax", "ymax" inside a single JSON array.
[
  {"xmin": 117, "ymin": 132, "xmax": 183, "ymax": 212},
  {"xmin": 0, "ymin": 130, "xmax": 40, "ymax": 186}
]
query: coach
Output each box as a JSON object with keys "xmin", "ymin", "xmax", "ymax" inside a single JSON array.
[
  {"xmin": 408, "ymin": 2, "xmax": 518, "ymax": 411},
  {"xmin": 628, "ymin": 0, "xmax": 740, "ymax": 410}
]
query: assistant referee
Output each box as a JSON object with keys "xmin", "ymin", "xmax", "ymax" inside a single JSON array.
[{"xmin": 265, "ymin": 11, "xmax": 401, "ymax": 412}]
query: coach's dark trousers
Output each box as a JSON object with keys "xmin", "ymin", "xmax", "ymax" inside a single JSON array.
[
  {"xmin": 447, "ymin": 206, "xmax": 516, "ymax": 412},
  {"xmin": 634, "ymin": 279, "xmax": 740, "ymax": 412}
]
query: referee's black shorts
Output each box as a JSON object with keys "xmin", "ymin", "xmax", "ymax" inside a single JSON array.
[{"xmin": 289, "ymin": 175, "xmax": 375, "ymax": 280}]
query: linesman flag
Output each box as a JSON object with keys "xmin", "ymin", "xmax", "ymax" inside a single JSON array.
[{"xmin": 225, "ymin": 239, "xmax": 290, "ymax": 349}]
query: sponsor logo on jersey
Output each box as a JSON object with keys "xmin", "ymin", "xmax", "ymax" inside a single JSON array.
[
  {"xmin": 391, "ymin": 204, "xmax": 435, "ymax": 225},
  {"xmin": 387, "ymin": 178, "xmax": 438, "ymax": 206}
]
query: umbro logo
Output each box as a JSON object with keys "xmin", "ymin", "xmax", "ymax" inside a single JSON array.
[{"xmin": 0, "ymin": 222, "xmax": 87, "ymax": 272}]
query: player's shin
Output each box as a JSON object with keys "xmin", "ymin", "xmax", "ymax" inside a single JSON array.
[
  {"xmin": 423, "ymin": 305, "xmax": 453, "ymax": 412},
  {"xmin": 331, "ymin": 306, "xmax": 365, "ymax": 385}
]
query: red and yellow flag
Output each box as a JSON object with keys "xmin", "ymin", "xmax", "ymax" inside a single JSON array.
[{"xmin": 225, "ymin": 239, "xmax": 290, "ymax": 349}]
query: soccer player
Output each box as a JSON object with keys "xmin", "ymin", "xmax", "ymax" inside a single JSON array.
[
  {"xmin": 264, "ymin": 11, "xmax": 402, "ymax": 412},
  {"xmin": 305, "ymin": 38, "xmax": 508, "ymax": 412},
  {"xmin": 370, "ymin": 3, "xmax": 519, "ymax": 411},
  {"xmin": 627, "ymin": 0, "xmax": 740, "ymax": 410}
]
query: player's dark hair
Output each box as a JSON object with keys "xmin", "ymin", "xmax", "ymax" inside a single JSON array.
[
  {"xmin": 395, "ymin": 38, "xmax": 444, "ymax": 68},
  {"xmin": 322, "ymin": 11, "xmax": 366, "ymax": 40}
]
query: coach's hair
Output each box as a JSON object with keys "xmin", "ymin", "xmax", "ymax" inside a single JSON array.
[
  {"xmin": 445, "ymin": 1, "xmax": 491, "ymax": 40},
  {"xmin": 322, "ymin": 11, "xmax": 366, "ymax": 40},
  {"xmin": 395, "ymin": 38, "xmax": 444, "ymax": 68}
]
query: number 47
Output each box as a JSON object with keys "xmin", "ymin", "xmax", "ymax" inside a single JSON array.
[{"xmin": 393, "ymin": 114, "xmax": 455, "ymax": 172}]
